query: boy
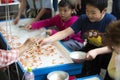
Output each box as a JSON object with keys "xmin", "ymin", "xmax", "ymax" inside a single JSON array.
[{"xmin": 38, "ymin": 0, "xmax": 116, "ymax": 77}]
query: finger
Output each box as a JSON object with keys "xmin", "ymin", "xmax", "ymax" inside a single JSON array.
[
  {"xmin": 25, "ymin": 25, "xmax": 31, "ymax": 30},
  {"xmin": 37, "ymin": 39, "xmax": 43, "ymax": 46},
  {"xmin": 46, "ymin": 30, "xmax": 51, "ymax": 35},
  {"xmin": 39, "ymin": 40, "xmax": 45, "ymax": 46}
]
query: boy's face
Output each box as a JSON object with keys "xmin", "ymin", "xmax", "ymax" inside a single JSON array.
[
  {"xmin": 59, "ymin": 6, "xmax": 73, "ymax": 21},
  {"xmin": 86, "ymin": 4, "xmax": 106, "ymax": 22}
]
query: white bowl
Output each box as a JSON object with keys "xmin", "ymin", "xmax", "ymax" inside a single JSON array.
[
  {"xmin": 70, "ymin": 51, "xmax": 86, "ymax": 63},
  {"xmin": 47, "ymin": 71, "xmax": 69, "ymax": 80},
  {"xmin": 19, "ymin": 24, "xmax": 26, "ymax": 28}
]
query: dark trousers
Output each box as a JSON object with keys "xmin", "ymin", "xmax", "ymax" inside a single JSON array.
[
  {"xmin": 0, "ymin": 70, "xmax": 9, "ymax": 80},
  {"xmin": 76, "ymin": 43, "xmax": 112, "ymax": 77}
]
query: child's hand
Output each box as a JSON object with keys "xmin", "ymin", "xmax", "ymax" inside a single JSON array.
[
  {"xmin": 46, "ymin": 29, "xmax": 52, "ymax": 35},
  {"xmin": 86, "ymin": 49, "xmax": 98, "ymax": 60},
  {"xmin": 37, "ymin": 38, "xmax": 51, "ymax": 46},
  {"xmin": 25, "ymin": 24, "xmax": 32, "ymax": 30}
]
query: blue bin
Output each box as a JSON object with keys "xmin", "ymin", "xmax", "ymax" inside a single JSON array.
[
  {"xmin": 18, "ymin": 42, "xmax": 83, "ymax": 80},
  {"xmin": 18, "ymin": 62, "xmax": 82, "ymax": 80},
  {"xmin": 0, "ymin": 32, "xmax": 83, "ymax": 80}
]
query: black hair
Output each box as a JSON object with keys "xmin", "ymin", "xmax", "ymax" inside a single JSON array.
[
  {"xmin": 86, "ymin": 0, "xmax": 108, "ymax": 12},
  {"xmin": 58, "ymin": 0, "xmax": 75, "ymax": 9}
]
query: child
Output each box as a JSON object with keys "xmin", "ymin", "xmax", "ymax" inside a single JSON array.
[
  {"xmin": 25, "ymin": 0, "xmax": 84, "ymax": 51},
  {"xmin": 38, "ymin": 0, "xmax": 116, "ymax": 77},
  {"xmin": 86, "ymin": 20, "xmax": 120, "ymax": 80}
]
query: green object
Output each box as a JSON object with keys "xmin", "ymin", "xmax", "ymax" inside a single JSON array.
[{"xmin": 27, "ymin": 68, "xmax": 32, "ymax": 72}]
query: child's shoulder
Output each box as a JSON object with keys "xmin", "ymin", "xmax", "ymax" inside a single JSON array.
[
  {"xmin": 78, "ymin": 14, "xmax": 88, "ymax": 19},
  {"xmin": 104, "ymin": 13, "xmax": 116, "ymax": 20}
]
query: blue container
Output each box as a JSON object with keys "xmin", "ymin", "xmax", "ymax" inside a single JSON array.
[
  {"xmin": 18, "ymin": 62, "xmax": 82, "ymax": 80},
  {"xmin": 18, "ymin": 42, "xmax": 83, "ymax": 80},
  {"xmin": 0, "ymin": 32, "xmax": 83, "ymax": 80}
]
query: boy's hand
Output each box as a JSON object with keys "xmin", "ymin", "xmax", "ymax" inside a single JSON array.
[
  {"xmin": 25, "ymin": 24, "xmax": 32, "ymax": 30},
  {"xmin": 86, "ymin": 49, "xmax": 98, "ymax": 60},
  {"xmin": 46, "ymin": 29, "xmax": 52, "ymax": 35},
  {"xmin": 37, "ymin": 38, "xmax": 51, "ymax": 46}
]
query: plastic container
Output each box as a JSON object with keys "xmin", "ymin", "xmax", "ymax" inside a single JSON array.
[
  {"xmin": 17, "ymin": 42, "xmax": 83, "ymax": 80},
  {"xmin": 47, "ymin": 71, "xmax": 69, "ymax": 80},
  {"xmin": 25, "ymin": 68, "xmax": 34, "ymax": 80},
  {"xmin": 70, "ymin": 51, "xmax": 86, "ymax": 63}
]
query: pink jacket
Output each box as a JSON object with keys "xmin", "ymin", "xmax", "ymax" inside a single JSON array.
[{"xmin": 31, "ymin": 14, "xmax": 84, "ymax": 43}]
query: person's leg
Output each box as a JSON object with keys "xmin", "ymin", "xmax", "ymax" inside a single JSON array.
[
  {"xmin": 62, "ymin": 39, "xmax": 84, "ymax": 51},
  {"xmin": 0, "ymin": 70, "xmax": 9, "ymax": 80},
  {"xmin": 40, "ymin": 0, "xmax": 53, "ymax": 20},
  {"xmin": 40, "ymin": 8, "xmax": 52, "ymax": 20}
]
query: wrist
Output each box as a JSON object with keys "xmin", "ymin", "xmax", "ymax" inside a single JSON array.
[{"xmin": 45, "ymin": 37, "xmax": 54, "ymax": 44}]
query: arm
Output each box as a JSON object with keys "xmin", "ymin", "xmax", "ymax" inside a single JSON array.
[
  {"xmin": 39, "ymin": 27, "xmax": 74, "ymax": 45},
  {"xmin": 25, "ymin": 15, "xmax": 57, "ymax": 30},
  {"xmin": 33, "ymin": 0, "xmax": 53, "ymax": 22},
  {"xmin": 0, "ymin": 38, "xmax": 34, "ymax": 68},
  {"xmin": 0, "ymin": 49, "xmax": 19, "ymax": 68},
  {"xmin": 13, "ymin": 0, "xmax": 26, "ymax": 24},
  {"xmin": 33, "ymin": 8, "xmax": 47, "ymax": 22},
  {"xmin": 86, "ymin": 46, "xmax": 112, "ymax": 60}
]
